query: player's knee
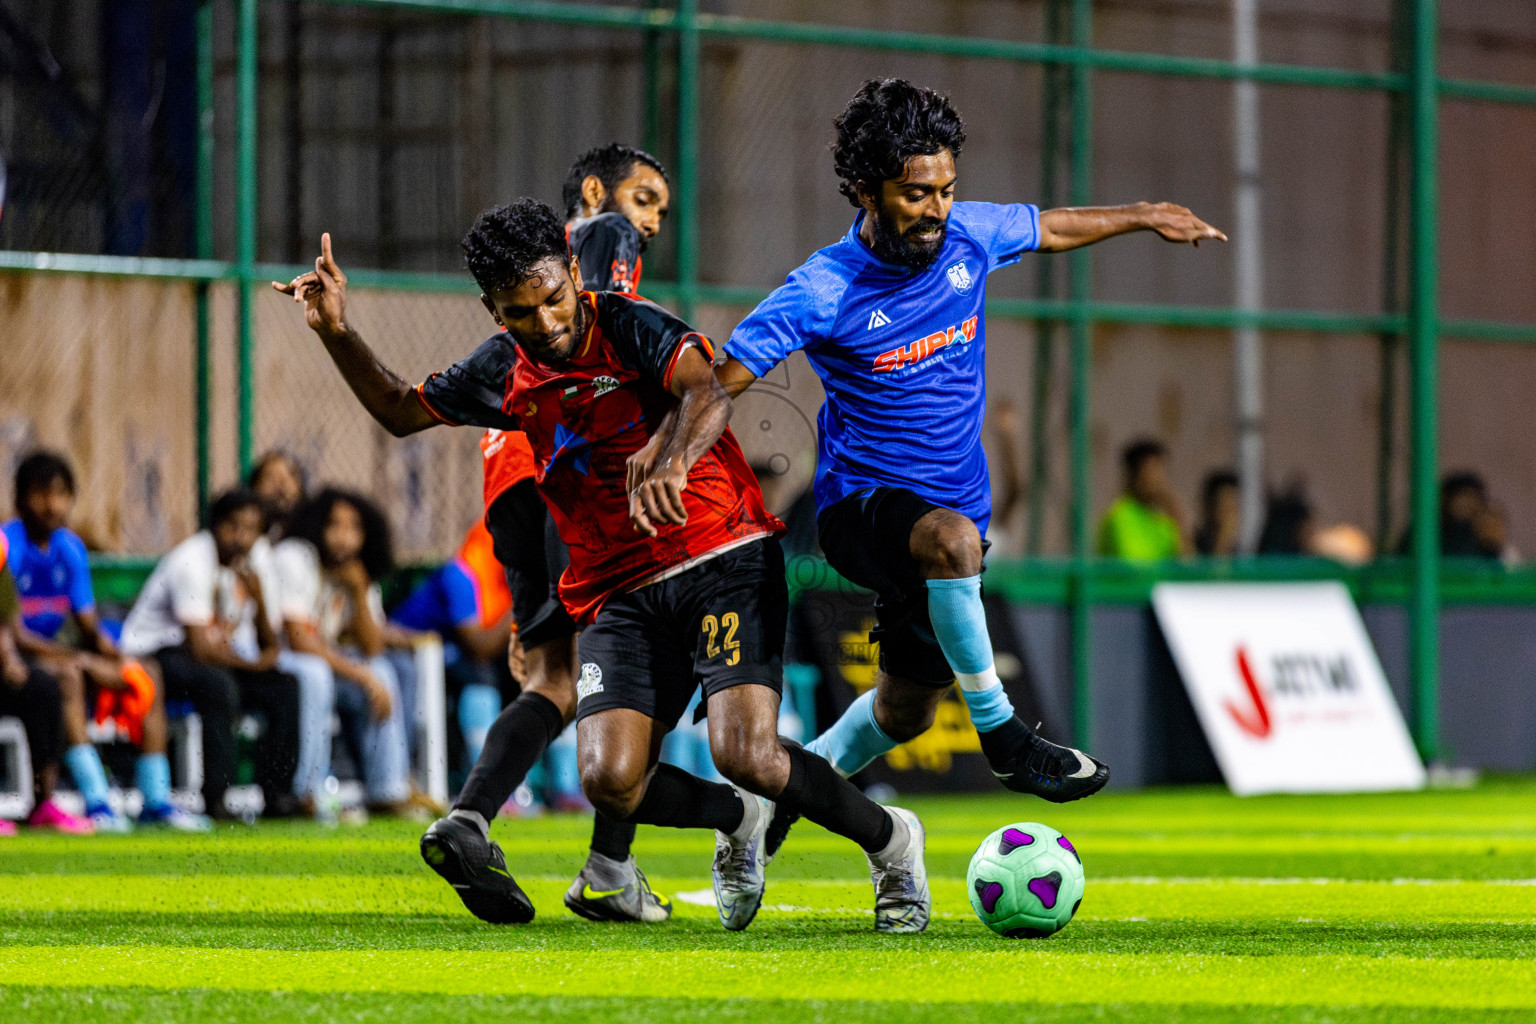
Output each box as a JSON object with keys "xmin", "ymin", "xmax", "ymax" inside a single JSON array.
[
  {"xmin": 711, "ymin": 739, "xmax": 781, "ymax": 798},
  {"xmin": 874, "ymin": 686, "xmax": 939, "ymax": 743},
  {"xmin": 581, "ymin": 763, "xmax": 645, "ymax": 821},
  {"xmin": 912, "ymin": 511, "xmax": 983, "ymax": 579}
]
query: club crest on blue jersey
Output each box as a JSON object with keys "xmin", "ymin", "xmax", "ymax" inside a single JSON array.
[{"xmin": 946, "ymin": 260, "xmax": 974, "ymax": 295}]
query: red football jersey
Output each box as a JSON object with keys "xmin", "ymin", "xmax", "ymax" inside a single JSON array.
[
  {"xmin": 419, "ymin": 290, "xmax": 783, "ymax": 625},
  {"xmin": 477, "ymin": 213, "xmax": 649, "ymax": 512}
]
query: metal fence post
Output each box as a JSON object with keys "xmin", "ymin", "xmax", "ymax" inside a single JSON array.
[
  {"xmin": 235, "ymin": 0, "xmax": 259, "ymax": 478},
  {"xmin": 1068, "ymin": 0, "xmax": 1095, "ymax": 751},
  {"xmin": 1408, "ymin": 0, "xmax": 1440, "ymax": 760},
  {"xmin": 195, "ymin": 0, "xmax": 215, "ymax": 512},
  {"xmin": 674, "ymin": 0, "xmax": 699, "ymax": 325}
]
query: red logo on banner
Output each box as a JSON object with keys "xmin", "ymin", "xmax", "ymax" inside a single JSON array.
[{"xmin": 1225, "ymin": 647, "xmax": 1273, "ymax": 739}]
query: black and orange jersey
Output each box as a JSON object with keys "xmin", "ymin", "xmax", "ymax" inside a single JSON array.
[
  {"xmin": 568, "ymin": 212, "xmax": 644, "ymax": 294},
  {"xmin": 419, "ymin": 290, "xmax": 783, "ymax": 625},
  {"xmin": 439, "ymin": 213, "xmax": 648, "ymax": 511}
]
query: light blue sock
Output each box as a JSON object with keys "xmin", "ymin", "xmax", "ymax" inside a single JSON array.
[
  {"xmin": 457, "ymin": 684, "xmax": 501, "ymax": 769},
  {"xmin": 135, "ymin": 753, "xmax": 172, "ymax": 811},
  {"xmin": 65, "ymin": 743, "xmax": 111, "ymax": 811},
  {"xmin": 926, "ymin": 575, "xmax": 1016, "ymax": 732},
  {"xmin": 805, "ymin": 689, "xmax": 897, "ymax": 777}
]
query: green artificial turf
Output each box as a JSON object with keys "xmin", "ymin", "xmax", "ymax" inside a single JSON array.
[{"xmin": 2, "ymin": 780, "xmax": 1535, "ymax": 1021}]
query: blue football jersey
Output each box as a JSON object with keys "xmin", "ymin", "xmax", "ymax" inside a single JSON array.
[
  {"xmin": 2, "ymin": 519, "xmax": 95, "ymax": 639},
  {"xmin": 725, "ymin": 201, "xmax": 1040, "ymax": 533}
]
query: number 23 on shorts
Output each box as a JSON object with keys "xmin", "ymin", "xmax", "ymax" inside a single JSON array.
[{"xmin": 701, "ymin": 612, "xmax": 741, "ymax": 666}]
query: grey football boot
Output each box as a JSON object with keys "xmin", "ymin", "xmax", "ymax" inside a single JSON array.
[
  {"xmin": 564, "ymin": 850, "xmax": 673, "ymax": 923},
  {"xmin": 867, "ymin": 806, "xmax": 930, "ymax": 933},
  {"xmin": 712, "ymin": 786, "xmax": 772, "ymax": 931}
]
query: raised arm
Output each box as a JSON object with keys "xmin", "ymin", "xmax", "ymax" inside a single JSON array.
[
  {"xmin": 273, "ymin": 234, "xmax": 438, "ymax": 437},
  {"xmin": 628, "ymin": 347, "xmax": 737, "ymax": 538},
  {"xmin": 1036, "ymin": 202, "xmax": 1226, "ymax": 253}
]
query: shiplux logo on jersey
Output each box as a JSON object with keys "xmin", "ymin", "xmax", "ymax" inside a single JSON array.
[
  {"xmin": 945, "ymin": 259, "xmax": 974, "ymax": 294},
  {"xmin": 1152, "ymin": 582, "xmax": 1426, "ymax": 795},
  {"xmin": 872, "ymin": 315, "xmax": 979, "ymax": 374}
]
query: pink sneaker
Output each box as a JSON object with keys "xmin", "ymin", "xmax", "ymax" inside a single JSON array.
[
  {"xmin": 28, "ymin": 799, "xmax": 95, "ymax": 834},
  {"xmin": 0, "ymin": 819, "xmax": 16, "ymax": 837}
]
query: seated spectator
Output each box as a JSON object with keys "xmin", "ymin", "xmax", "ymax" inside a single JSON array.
[
  {"xmin": 244, "ymin": 451, "xmax": 336, "ymax": 818},
  {"xmin": 120, "ymin": 489, "xmax": 302, "ymax": 820},
  {"xmin": 1419, "ymin": 472, "xmax": 1514, "ymax": 562},
  {"xmin": 1098, "ymin": 438, "xmax": 1185, "ymax": 561},
  {"xmin": 390, "ymin": 520, "xmax": 513, "ymax": 779},
  {"xmin": 248, "ymin": 450, "xmax": 306, "ymax": 542},
  {"xmin": 0, "ymin": 529, "xmax": 88, "ymax": 834},
  {"xmin": 1193, "ymin": 469, "xmax": 1241, "ymax": 556},
  {"xmin": 274, "ymin": 489, "xmax": 422, "ymax": 815},
  {"xmin": 1257, "ymin": 486, "xmax": 1315, "ymax": 555},
  {"xmin": 3, "ymin": 452, "xmax": 208, "ymax": 832}
]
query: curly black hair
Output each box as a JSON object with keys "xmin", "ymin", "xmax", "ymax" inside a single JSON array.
[
  {"xmin": 461, "ymin": 198, "xmax": 570, "ymax": 295},
  {"xmin": 832, "ymin": 79, "xmax": 966, "ymax": 208},
  {"xmin": 561, "ymin": 143, "xmax": 669, "ymax": 219},
  {"xmin": 284, "ymin": 488, "xmax": 395, "ymax": 583},
  {"xmin": 204, "ymin": 488, "xmax": 263, "ymax": 530},
  {"xmin": 14, "ymin": 450, "xmax": 75, "ymax": 503}
]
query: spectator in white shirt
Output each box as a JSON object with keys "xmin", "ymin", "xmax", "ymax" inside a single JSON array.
[
  {"xmin": 120, "ymin": 490, "xmax": 301, "ymax": 819},
  {"xmin": 274, "ymin": 489, "xmax": 415, "ymax": 813}
]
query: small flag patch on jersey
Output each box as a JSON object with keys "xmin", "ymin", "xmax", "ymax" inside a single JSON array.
[
  {"xmin": 561, "ymin": 385, "xmax": 580, "ymax": 399},
  {"xmin": 868, "ymin": 309, "xmax": 891, "ymax": 330}
]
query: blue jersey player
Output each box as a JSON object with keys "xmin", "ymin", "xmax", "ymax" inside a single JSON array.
[{"xmin": 718, "ymin": 79, "xmax": 1225, "ymax": 817}]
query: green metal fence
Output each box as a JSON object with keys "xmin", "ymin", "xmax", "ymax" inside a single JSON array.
[{"xmin": 9, "ymin": 0, "xmax": 1536, "ymax": 761}]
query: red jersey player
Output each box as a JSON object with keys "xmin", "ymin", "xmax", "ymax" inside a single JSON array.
[{"xmin": 279, "ymin": 199, "xmax": 930, "ymax": 933}]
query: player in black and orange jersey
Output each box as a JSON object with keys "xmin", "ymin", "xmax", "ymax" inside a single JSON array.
[
  {"xmin": 279, "ymin": 199, "xmax": 931, "ymax": 934},
  {"xmin": 286, "ymin": 145, "xmax": 673, "ymax": 926}
]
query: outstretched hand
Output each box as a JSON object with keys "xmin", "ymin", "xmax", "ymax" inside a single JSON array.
[
  {"xmin": 1143, "ymin": 202, "xmax": 1227, "ymax": 246},
  {"xmin": 272, "ymin": 232, "xmax": 350, "ymax": 337}
]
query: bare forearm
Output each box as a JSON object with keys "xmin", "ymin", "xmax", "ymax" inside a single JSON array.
[
  {"xmin": 186, "ymin": 629, "xmax": 260, "ymax": 671},
  {"xmin": 13, "ymin": 626, "xmax": 73, "ymax": 662},
  {"xmin": 318, "ymin": 326, "xmax": 436, "ymax": 437},
  {"xmin": 658, "ymin": 383, "xmax": 732, "ymax": 474},
  {"xmin": 1037, "ymin": 201, "xmax": 1225, "ymax": 252},
  {"xmin": 1038, "ymin": 204, "xmax": 1159, "ymax": 252},
  {"xmin": 457, "ymin": 618, "xmax": 512, "ymax": 662},
  {"xmin": 347, "ymin": 588, "xmax": 386, "ymax": 658}
]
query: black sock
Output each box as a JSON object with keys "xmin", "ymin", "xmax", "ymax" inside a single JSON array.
[
  {"xmin": 455, "ymin": 691, "xmax": 565, "ymax": 820},
  {"xmin": 625, "ymin": 763, "xmax": 744, "ymax": 833},
  {"xmin": 977, "ymin": 716, "xmax": 1031, "ymax": 765},
  {"xmin": 589, "ymin": 813, "xmax": 636, "ymax": 861},
  {"xmin": 781, "ymin": 743, "xmax": 893, "ymax": 853}
]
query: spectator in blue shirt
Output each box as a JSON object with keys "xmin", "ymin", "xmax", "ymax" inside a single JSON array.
[{"xmin": 4, "ymin": 452, "xmax": 208, "ymax": 831}]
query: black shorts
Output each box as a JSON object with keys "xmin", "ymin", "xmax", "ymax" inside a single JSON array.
[
  {"xmin": 485, "ymin": 479, "xmax": 579, "ymax": 650},
  {"xmin": 818, "ymin": 487, "xmax": 980, "ymax": 688},
  {"xmin": 574, "ymin": 538, "xmax": 786, "ymax": 728}
]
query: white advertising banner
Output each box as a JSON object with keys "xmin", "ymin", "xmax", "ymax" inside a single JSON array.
[{"xmin": 1151, "ymin": 582, "xmax": 1426, "ymax": 796}]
